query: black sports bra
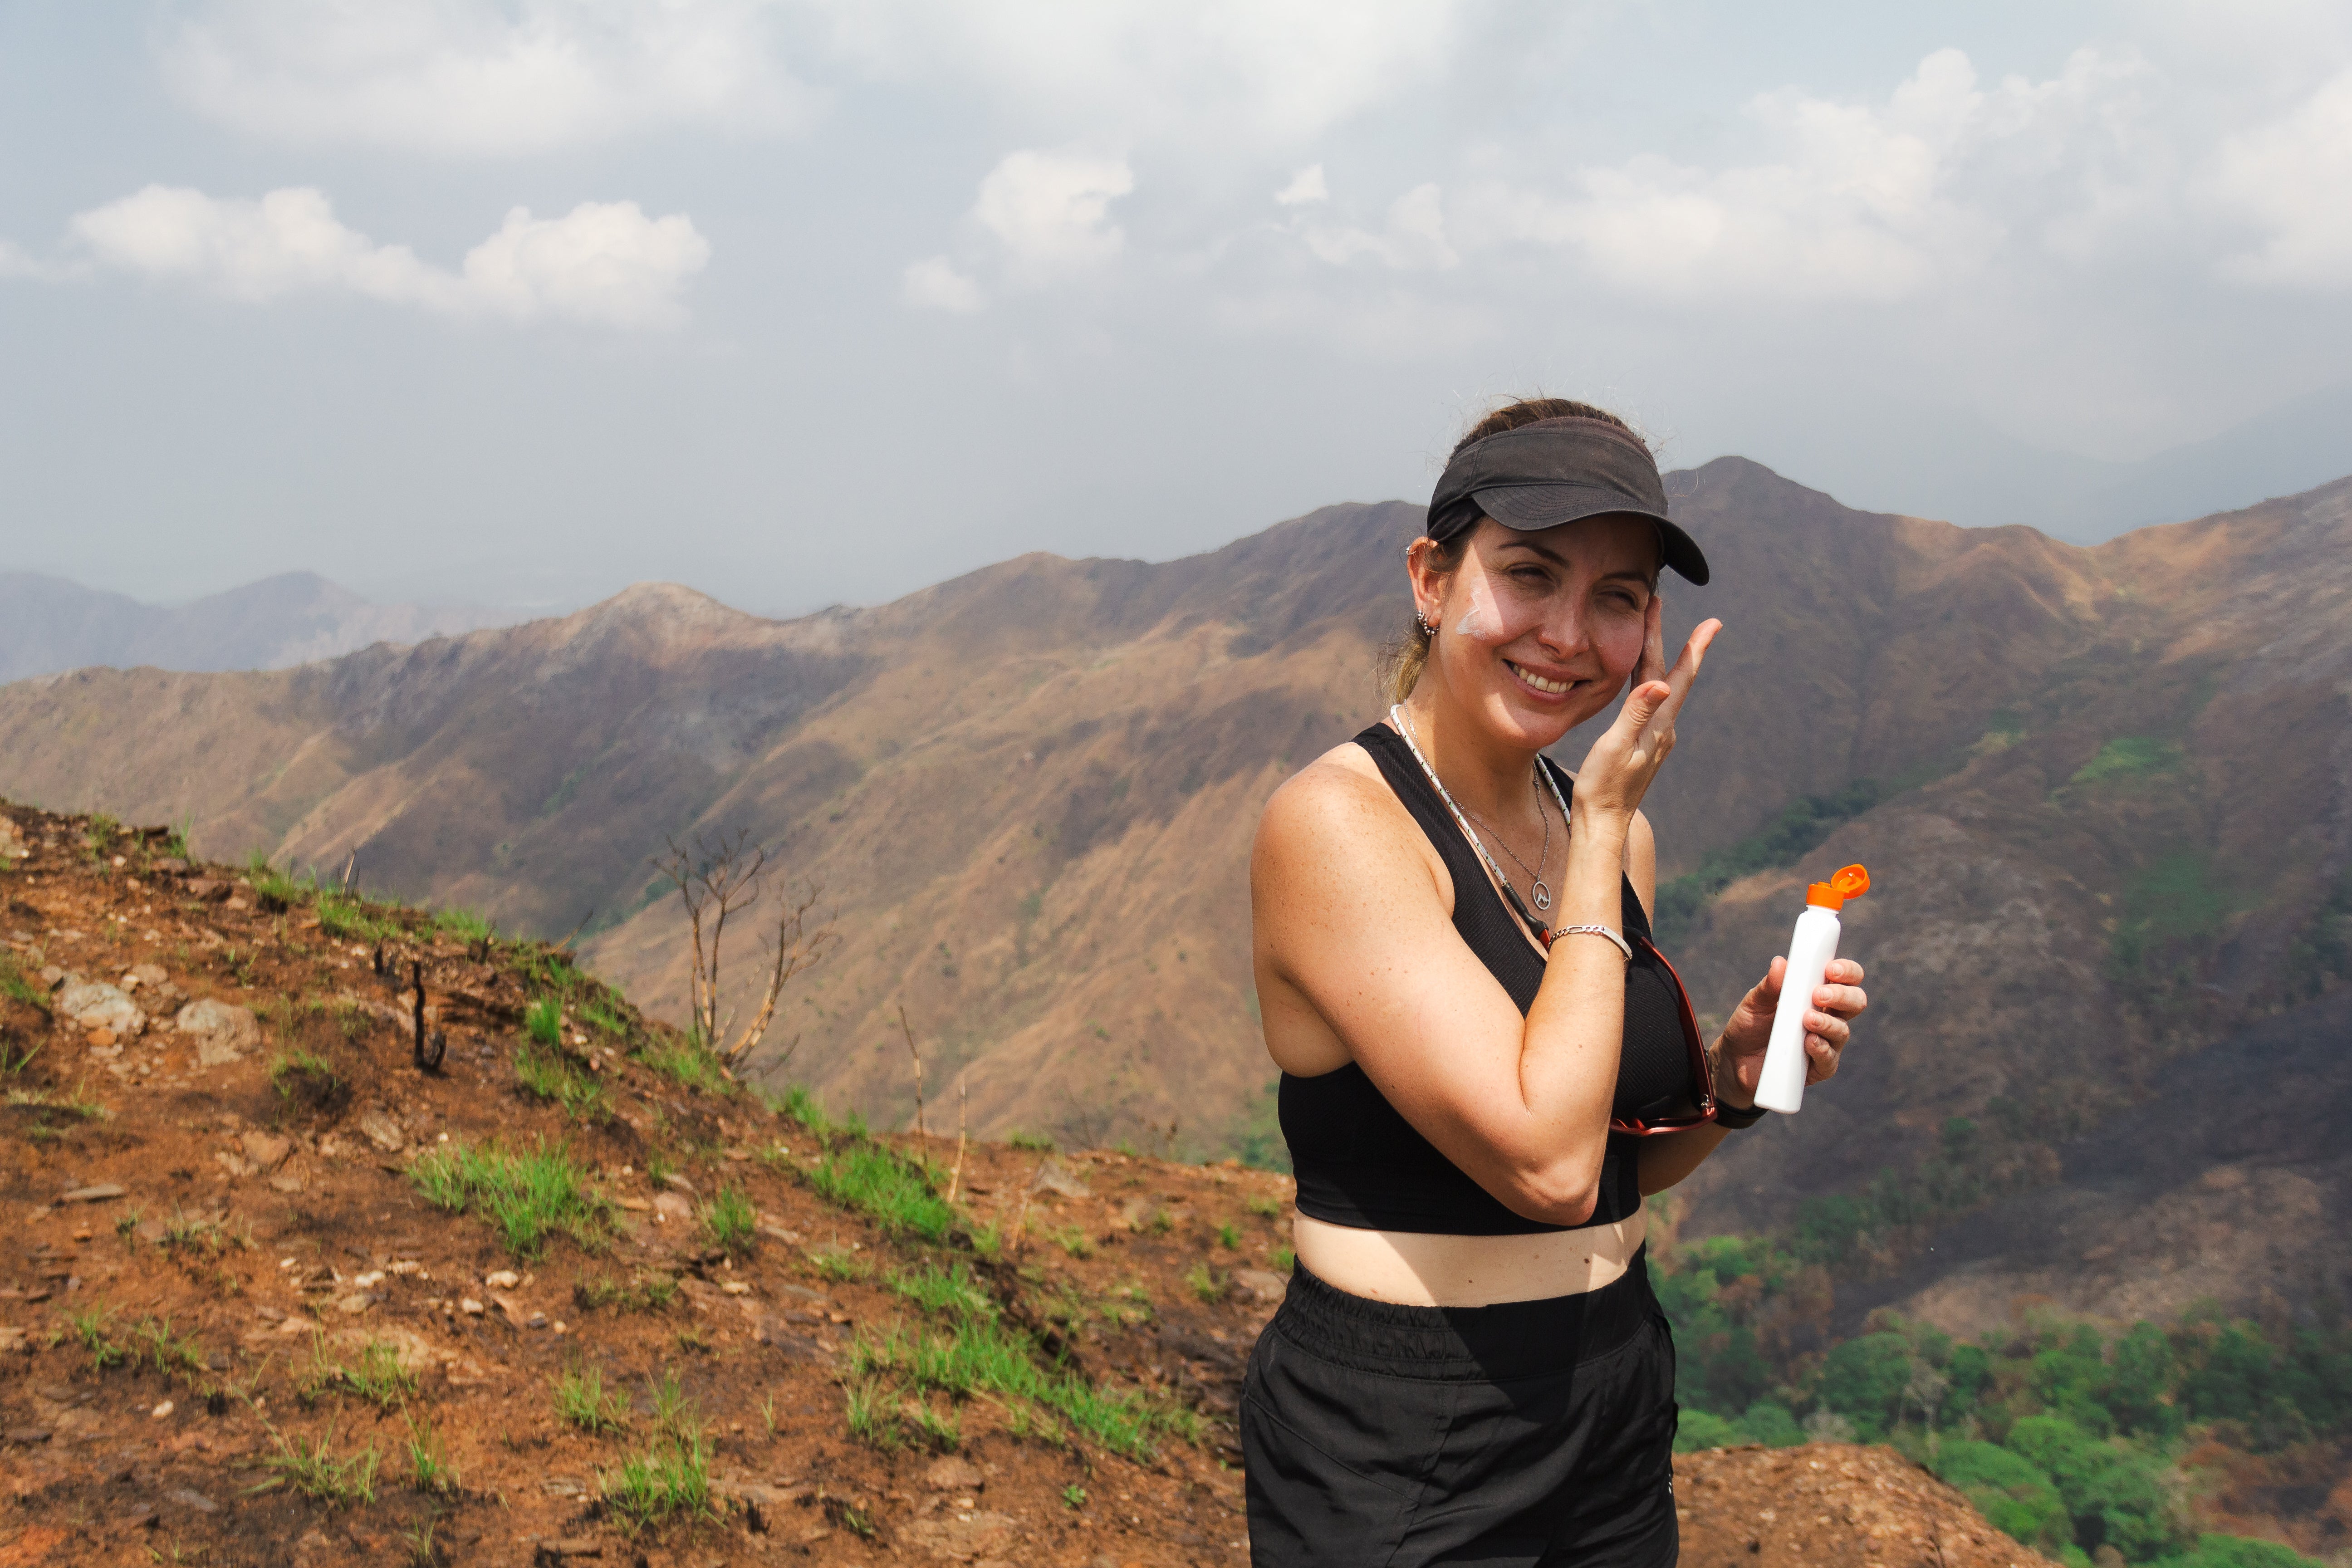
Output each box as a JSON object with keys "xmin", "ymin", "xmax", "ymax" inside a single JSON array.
[{"xmin": 1277, "ymin": 723, "xmax": 1693, "ymax": 1235}]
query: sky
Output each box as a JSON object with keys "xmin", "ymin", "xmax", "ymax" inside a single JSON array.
[{"xmin": 4, "ymin": 1, "xmax": 2351, "ymax": 617}]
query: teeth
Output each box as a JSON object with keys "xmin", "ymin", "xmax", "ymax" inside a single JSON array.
[{"xmin": 1511, "ymin": 662, "xmax": 1574, "ymax": 695}]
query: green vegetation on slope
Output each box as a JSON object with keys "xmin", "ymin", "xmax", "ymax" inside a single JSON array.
[
  {"xmin": 1653, "ymin": 1222, "xmax": 2352, "ymax": 1566},
  {"xmin": 1653, "ymin": 779, "xmax": 1889, "ymax": 947}
]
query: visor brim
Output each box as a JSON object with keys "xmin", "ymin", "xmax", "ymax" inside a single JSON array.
[{"xmin": 1473, "ymin": 483, "xmax": 1710, "ymax": 586}]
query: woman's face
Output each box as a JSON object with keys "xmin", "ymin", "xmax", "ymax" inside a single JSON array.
[{"xmin": 1411, "ymin": 514, "xmax": 1660, "ymax": 749}]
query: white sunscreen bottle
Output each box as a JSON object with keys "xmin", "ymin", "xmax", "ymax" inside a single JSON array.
[{"xmin": 1753, "ymin": 863, "xmax": 1870, "ymax": 1115}]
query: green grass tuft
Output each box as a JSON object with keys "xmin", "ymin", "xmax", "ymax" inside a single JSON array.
[
  {"xmin": 702, "ymin": 1185, "xmax": 757, "ymax": 1254},
  {"xmin": 1185, "ymin": 1263, "xmax": 1225, "ymax": 1303},
  {"xmin": 636, "ymin": 1034, "xmax": 733, "ymax": 1096},
  {"xmin": 0, "ymin": 953, "xmax": 51, "ymax": 1015},
  {"xmin": 525, "ymin": 997, "xmax": 562, "ymax": 1048},
  {"xmin": 432, "ymin": 906, "xmax": 496, "ymax": 943},
  {"xmin": 1007, "ymin": 1130, "xmax": 1056, "ymax": 1152},
  {"xmin": 301, "ymin": 1336, "xmax": 417, "ymax": 1411},
  {"xmin": 408, "ymin": 1137, "xmax": 613, "ymax": 1260},
  {"xmin": 806, "ymin": 1144, "xmax": 955, "ymax": 1241},
  {"xmin": 849, "ymin": 1315, "xmax": 1189, "ymax": 1460},
  {"xmin": 514, "ymin": 1042, "xmax": 608, "ymax": 1123},
  {"xmin": 265, "ymin": 1421, "xmax": 379, "ymax": 1506},
  {"xmin": 553, "ymin": 1363, "xmax": 631, "ymax": 1435},
  {"xmin": 404, "ymin": 1413, "xmax": 458, "ymax": 1494},
  {"xmin": 888, "ymin": 1260, "xmax": 997, "ymax": 1319}
]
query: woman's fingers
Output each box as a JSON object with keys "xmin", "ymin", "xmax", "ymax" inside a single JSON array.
[
  {"xmin": 1635, "ymin": 619, "xmax": 1722, "ymax": 739},
  {"xmin": 1635, "ymin": 594, "xmax": 1667, "ymax": 686},
  {"xmin": 1813, "ymin": 982, "xmax": 1869, "ymax": 1019}
]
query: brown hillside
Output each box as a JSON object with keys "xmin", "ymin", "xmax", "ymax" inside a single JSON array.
[
  {"xmin": 4, "ymin": 468, "xmax": 2352, "ymax": 1334},
  {"xmin": 0, "ymin": 801, "xmax": 2045, "ymax": 1568}
]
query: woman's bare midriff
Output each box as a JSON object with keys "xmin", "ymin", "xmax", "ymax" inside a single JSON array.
[{"xmin": 1292, "ymin": 1206, "xmax": 1647, "ymax": 1308}]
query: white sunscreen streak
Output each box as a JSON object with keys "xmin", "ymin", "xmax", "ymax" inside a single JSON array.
[{"xmin": 1451, "ymin": 576, "xmax": 1506, "ymax": 643}]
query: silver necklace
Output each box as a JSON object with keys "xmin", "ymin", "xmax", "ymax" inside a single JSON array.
[
  {"xmin": 1465, "ymin": 772, "xmax": 1553, "ymax": 912},
  {"xmin": 1389, "ymin": 705, "xmax": 1575, "ymax": 936}
]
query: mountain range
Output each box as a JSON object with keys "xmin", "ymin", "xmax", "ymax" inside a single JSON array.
[
  {"xmin": 0, "ymin": 569, "xmax": 523, "ymax": 682},
  {"xmin": 3, "ymin": 457, "xmax": 2347, "ymax": 1337}
]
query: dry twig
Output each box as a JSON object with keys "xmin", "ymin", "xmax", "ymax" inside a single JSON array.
[
  {"xmin": 947, "ymin": 1079, "xmax": 969, "ymax": 1205},
  {"xmin": 898, "ymin": 1005, "xmax": 926, "ymax": 1143}
]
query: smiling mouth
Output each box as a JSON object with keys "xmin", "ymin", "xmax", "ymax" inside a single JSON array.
[{"xmin": 1505, "ymin": 661, "xmax": 1581, "ymax": 697}]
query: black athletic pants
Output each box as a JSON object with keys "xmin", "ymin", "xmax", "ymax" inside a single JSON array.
[{"xmin": 1240, "ymin": 1253, "xmax": 1679, "ymax": 1568}]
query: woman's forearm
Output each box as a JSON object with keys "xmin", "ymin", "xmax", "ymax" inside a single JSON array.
[
  {"xmin": 1502, "ymin": 811, "xmax": 1632, "ymax": 1207},
  {"xmin": 1637, "ymin": 1124, "xmax": 1728, "ymax": 1194}
]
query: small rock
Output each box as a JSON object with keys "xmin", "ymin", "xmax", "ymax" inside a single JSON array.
[
  {"xmin": 1118, "ymin": 1196, "xmax": 1163, "ymax": 1231},
  {"xmin": 660, "ymin": 1172, "xmax": 698, "ymax": 1196},
  {"xmin": 185, "ymin": 879, "xmax": 229, "ymax": 903},
  {"xmin": 0, "ymin": 1328, "xmax": 27, "ymax": 1355},
  {"xmin": 356, "ymin": 1109, "xmax": 405, "ymax": 1152},
  {"xmin": 485, "ymin": 1269, "xmax": 520, "ymax": 1289},
  {"xmin": 651, "ymin": 1192, "xmax": 693, "ymax": 1221},
  {"xmin": 535, "ymin": 1541, "xmax": 604, "ymax": 1562},
  {"xmin": 167, "ymin": 1488, "xmax": 219, "ymax": 1514},
  {"xmin": 2, "ymin": 1428, "xmax": 51, "ymax": 1446},
  {"xmin": 1030, "ymin": 1158, "xmax": 1093, "ymax": 1200},
  {"xmin": 55, "ymin": 978, "xmax": 145, "ymax": 1039},
  {"xmin": 720, "ymin": 1281, "xmax": 752, "ymax": 1296},
  {"xmin": 923, "ymin": 1455, "xmax": 985, "ymax": 1493},
  {"xmin": 458, "ymin": 1298, "xmax": 484, "ymax": 1316},
  {"xmin": 150, "ymin": 1400, "xmax": 174, "ymax": 1419},
  {"xmin": 1232, "ymin": 1269, "xmax": 1289, "ymax": 1303},
  {"xmin": 240, "ymin": 1131, "xmax": 293, "ymax": 1171},
  {"xmin": 59, "ymin": 1183, "xmax": 127, "ymax": 1204},
  {"xmin": 176, "ymin": 999, "xmax": 259, "ymax": 1066}
]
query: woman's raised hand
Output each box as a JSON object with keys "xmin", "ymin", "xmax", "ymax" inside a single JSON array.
[{"xmin": 1572, "ymin": 597, "xmax": 1720, "ymax": 828}]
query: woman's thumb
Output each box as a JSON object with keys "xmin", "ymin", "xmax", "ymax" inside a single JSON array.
[{"xmin": 1618, "ymin": 679, "xmax": 1670, "ymax": 731}]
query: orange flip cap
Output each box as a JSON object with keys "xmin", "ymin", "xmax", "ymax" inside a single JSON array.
[{"xmin": 1806, "ymin": 864, "xmax": 1870, "ymax": 910}]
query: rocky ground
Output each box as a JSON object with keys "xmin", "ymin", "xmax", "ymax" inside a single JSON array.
[{"xmin": 0, "ymin": 800, "xmax": 2054, "ymax": 1567}]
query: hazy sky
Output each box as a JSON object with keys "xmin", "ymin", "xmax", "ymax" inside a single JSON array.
[{"xmin": 5, "ymin": 1, "xmax": 2350, "ymax": 614}]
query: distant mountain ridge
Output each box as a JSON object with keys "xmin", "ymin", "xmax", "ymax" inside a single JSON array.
[
  {"xmin": 3, "ymin": 461, "xmax": 2349, "ymax": 1339},
  {"xmin": 0, "ymin": 569, "xmax": 524, "ymax": 681}
]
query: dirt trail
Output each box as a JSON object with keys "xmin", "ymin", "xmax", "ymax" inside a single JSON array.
[{"xmin": 0, "ymin": 800, "xmax": 2049, "ymax": 1567}]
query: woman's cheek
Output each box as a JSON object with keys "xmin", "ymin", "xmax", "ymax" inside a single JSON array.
[{"xmin": 1450, "ymin": 573, "xmax": 1539, "ymax": 646}]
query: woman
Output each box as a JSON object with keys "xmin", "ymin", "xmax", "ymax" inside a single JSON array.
[{"xmin": 1243, "ymin": 398, "xmax": 1871, "ymax": 1568}]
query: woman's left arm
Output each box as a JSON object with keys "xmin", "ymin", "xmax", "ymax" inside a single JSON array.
[{"xmin": 1631, "ymin": 831, "xmax": 1870, "ymax": 1196}]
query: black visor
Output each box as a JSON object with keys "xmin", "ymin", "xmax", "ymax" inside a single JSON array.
[{"xmin": 1427, "ymin": 416, "xmax": 1709, "ymax": 586}]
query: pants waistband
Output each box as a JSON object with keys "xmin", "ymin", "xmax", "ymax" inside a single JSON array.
[{"xmin": 1271, "ymin": 1247, "xmax": 1657, "ymax": 1382}]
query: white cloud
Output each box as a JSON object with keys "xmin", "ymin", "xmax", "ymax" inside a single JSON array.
[
  {"xmin": 1298, "ymin": 182, "xmax": 1458, "ymax": 271},
  {"xmin": 2203, "ymin": 66, "xmax": 2352, "ymax": 289},
  {"xmin": 902, "ymin": 255, "xmax": 984, "ymax": 313},
  {"xmin": 159, "ymin": 0, "xmax": 817, "ymax": 157},
  {"xmin": 158, "ymin": 0, "xmax": 1469, "ymax": 157},
  {"xmin": 1443, "ymin": 46, "xmax": 2161, "ymax": 304},
  {"xmin": 973, "ymin": 149, "xmax": 1135, "ymax": 273},
  {"xmin": 1275, "ymin": 164, "xmax": 1328, "ymax": 206},
  {"xmin": 814, "ymin": 0, "xmax": 1469, "ymax": 146},
  {"xmin": 66, "ymin": 186, "xmax": 709, "ymax": 327}
]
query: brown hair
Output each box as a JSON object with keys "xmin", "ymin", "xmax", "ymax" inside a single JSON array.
[{"xmin": 1383, "ymin": 397, "xmax": 1643, "ymax": 703}]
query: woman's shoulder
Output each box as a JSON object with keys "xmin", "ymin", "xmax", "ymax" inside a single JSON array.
[{"xmin": 1257, "ymin": 736, "xmax": 1417, "ymax": 863}]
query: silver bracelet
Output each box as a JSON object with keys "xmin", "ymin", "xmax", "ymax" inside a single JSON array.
[{"xmin": 1545, "ymin": 923, "xmax": 1632, "ymax": 960}]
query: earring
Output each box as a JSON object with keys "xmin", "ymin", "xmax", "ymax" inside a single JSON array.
[{"xmin": 1415, "ymin": 610, "xmax": 1435, "ymax": 637}]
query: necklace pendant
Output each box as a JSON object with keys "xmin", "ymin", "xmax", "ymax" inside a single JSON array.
[{"xmin": 1532, "ymin": 881, "xmax": 1553, "ymax": 913}]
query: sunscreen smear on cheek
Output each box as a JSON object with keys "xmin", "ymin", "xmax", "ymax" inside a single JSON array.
[
  {"xmin": 1450, "ymin": 572, "xmax": 1524, "ymax": 645},
  {"xmin": 1754, "ymin": 864, "xmax": 1869, "ymax": 1115}
]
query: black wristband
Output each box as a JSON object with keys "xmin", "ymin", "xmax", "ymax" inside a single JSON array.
[{"xmin": 1713, "ymin": 1099, "xmax": 1768, "ymax": 1130}]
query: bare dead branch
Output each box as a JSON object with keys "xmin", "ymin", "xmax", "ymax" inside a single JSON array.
[
  {"xmin": 721, "ymin": 882, "xmax": 838, "ymax": 1068},
  {"xmin": 652, "ymin": 829, "xmax": 770, "ymax": 1048},
  {"xmin": 898, "ymin": 1004, "xmax": 926, "ymax": 1144},
  {"xmin": 947, "ymin": 1078, "xmax": 969, "ymax": 1205}
]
